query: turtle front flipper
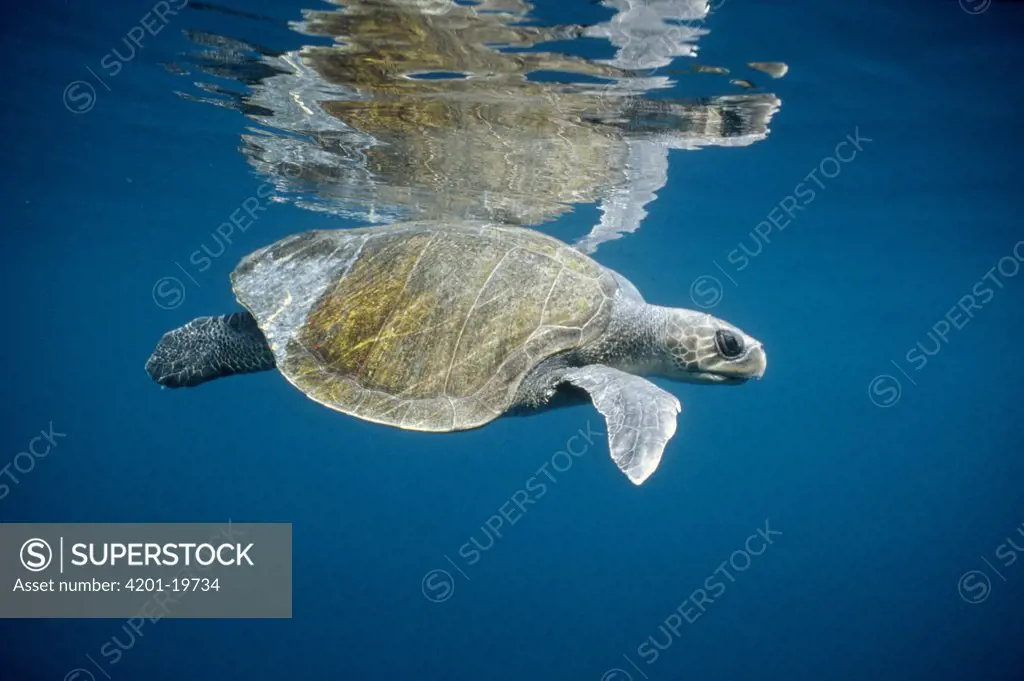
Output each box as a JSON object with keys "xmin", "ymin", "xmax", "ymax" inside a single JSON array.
[
  {"xmin": 146, "ymin": 312, "xmax": 276, "ymax": 388},
  {"xmin": 562, "ymin": 365, "xmax": 681, "ymax": 486}
]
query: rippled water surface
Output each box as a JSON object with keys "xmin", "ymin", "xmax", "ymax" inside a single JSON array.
[
  {"xmin": 170, "ymin": 0, "xmax": 783, "ymax": 251},
  {"xmin": 1, "ymin": 1, "xmax": 1023, "ymax": 680}
]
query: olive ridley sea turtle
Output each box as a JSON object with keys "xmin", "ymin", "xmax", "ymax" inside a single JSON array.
[{"xmin": 146, "ymin": 221, "xmax": 766, "ymax": 485}]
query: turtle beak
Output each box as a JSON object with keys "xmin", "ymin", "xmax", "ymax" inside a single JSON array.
[
  {"xmin": 701, "ymin": 343, "xmax": 766, "ymax": 384},
  {"xmin": 748, "ymin": 343, "xmax": 767, "ymax": 380},
  {"xmin": 722, "ymin": 341, "xmax": 766, "ymax": 382}
]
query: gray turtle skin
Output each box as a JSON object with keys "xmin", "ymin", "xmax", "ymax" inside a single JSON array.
[{"xmin": 146, "ymin": 221, "xmax": 766, "ymax": 485}]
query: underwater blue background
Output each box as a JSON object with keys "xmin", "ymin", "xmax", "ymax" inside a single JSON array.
[{"xmin": 2, "ymin": 0, "xmax": 1023, "ymax": 679}]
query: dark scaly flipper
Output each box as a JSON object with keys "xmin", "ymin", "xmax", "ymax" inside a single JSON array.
[{"xmin": 145, "ymin": 312, "xmax": 276, "ymax": 388}]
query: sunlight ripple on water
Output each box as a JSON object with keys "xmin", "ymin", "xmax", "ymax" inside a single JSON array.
[{"xmin": 170, "ymin": 0, "xmax": 786, "ymax": 251}]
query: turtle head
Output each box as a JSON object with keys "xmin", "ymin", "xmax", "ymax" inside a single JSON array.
[{"xmin": 658, "ymin": 308, "xmax": 766, "ymax": 384}]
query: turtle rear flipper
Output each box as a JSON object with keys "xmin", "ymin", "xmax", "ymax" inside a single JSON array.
[{"xmin": 146, "ymin": 312, "xmax": 276, "ymax": 388}]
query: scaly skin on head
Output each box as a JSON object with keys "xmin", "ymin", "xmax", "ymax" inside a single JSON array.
[
  {"xmin": 656, "ymin": 306, "xmax": 766, "ymax": 384},
  {"xmin": 577, "ymin": 292, "xmax": 766, "ymax": 385}
]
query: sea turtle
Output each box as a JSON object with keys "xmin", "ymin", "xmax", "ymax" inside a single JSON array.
[{"xmin": 146, "ymin": 221, "xmax": 766, "ymax": 484}]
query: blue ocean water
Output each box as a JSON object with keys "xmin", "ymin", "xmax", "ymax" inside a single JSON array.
[{"xmin": 1, "ymin": 0, "xmax": 1023, "ymax": 679}]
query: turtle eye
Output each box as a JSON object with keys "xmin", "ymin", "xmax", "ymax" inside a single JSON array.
[{"xmin": 715, "ymin": 329, "xmax": 744, "ymax": 359}]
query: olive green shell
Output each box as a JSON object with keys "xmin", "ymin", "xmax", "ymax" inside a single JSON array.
[{"xmin": 230, "ymin": 221, "xmax": 617, "ymax": 431}]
